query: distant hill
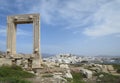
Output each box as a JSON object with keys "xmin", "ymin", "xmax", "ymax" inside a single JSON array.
[
  {"xmin": 41, "ymin": 53, "xmax": 54, "ymax": 58},
  {"xmin": 0, "ymin": 50, "xmax": 5, "ymax": 57},
  {"xmin": 0, "ymin": 50, "xmax": 5, "ymax": 55}
]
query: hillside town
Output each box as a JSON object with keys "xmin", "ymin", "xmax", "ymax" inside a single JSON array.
[{"xmin": 43, "ymin": 53, "xmax": 120, "ymax": 64}]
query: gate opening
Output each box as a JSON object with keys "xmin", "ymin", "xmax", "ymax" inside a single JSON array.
[{"xmin": 16, "ymin": 24, "xmax": 33, "ymax": 54}]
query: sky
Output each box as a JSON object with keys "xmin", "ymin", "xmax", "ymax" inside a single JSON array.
[{"xmin": 0, "ymin": 0, "xmax": 120, "ymax": 56}]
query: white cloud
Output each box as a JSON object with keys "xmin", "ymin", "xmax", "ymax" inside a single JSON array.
[
  {"xmin": 29, "ymin": 0, "xmax": 102, "ymax": 25},
  {"xmin": 0, "ymin": 0, "xmax": 117, "ymax": 37},
  {"xmin": 83, "ymin": 0, "xmax": 120, "ymax": 37},
  {"xmin": 29, "ymin": 0, "xmax": 117, "ymax": 37}
]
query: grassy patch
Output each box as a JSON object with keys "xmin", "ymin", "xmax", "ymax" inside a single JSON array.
[
  {"xmin": 96, "ymin": 72, "xmax": 120, "ymax": 83},
  {"xmin": 0, "ymin": 77, "xmax": 31, "ymax": 83},
  {"xmin": 66, "ymin": 72, "xmax": 85, "ymax": 83},
  {"xmin": 113, "ymin": 64, "xmax": 120, "ymax": 73},
  {"xmin": 42, "ymin": 74, "xmax": 53, "ymax": 77},
  {"xmin": 113, "ymin": 64, "xmax": 120, "ymax": 69},
  {"xmin": 0, "ymin": 65, "xmax": 35, "ymax": 83}
]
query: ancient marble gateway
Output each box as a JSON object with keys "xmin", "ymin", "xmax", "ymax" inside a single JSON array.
[{"xmin": 6, "ymin": 14, "xmax": 42, "ymax": 69}]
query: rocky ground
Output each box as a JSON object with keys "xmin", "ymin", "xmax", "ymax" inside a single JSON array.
[{"xmin": 28, "ymin": 62, "xmax": 120, "ymax": 83}]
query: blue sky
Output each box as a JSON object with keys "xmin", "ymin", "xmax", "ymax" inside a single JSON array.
[{"xmin": 0, "ymin": 0, "xmax": 120, "ymax": 56}]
